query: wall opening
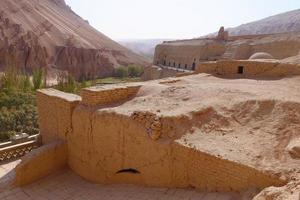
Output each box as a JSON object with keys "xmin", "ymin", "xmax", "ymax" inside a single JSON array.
[
  {"xmin": 169, "ymin": 62, "xmax": 171, "ymax": 66},
  {"xmin": 116, "ymin": 168, "xmax": 140, "ymax": 174},
  {"xmin": 185, "ymin": 64, "xmax": 188, "ymax": 69},
  {"xmin": 192, "ymin": 62, "xmax": 196, "ymax": 70},
  {"xmin": 178, "ymin": 63, "xmax": 181, "ymax": 68},
  {"xmin": 173, "ymin": 62, "xmax": 176, "ymax": 67},
  {"xmin": 163, "ymin": 60, "xmax": 166, "ymax": 65},
  {"xmin": 238, "ymin": 66, "xmax": 244, "ymax": 74}
]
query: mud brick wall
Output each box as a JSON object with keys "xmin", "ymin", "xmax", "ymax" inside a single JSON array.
[
  {"xmin": 196, "ymin": 60, "xmax": 300, "ymax": 77},
  {"xmin": 37, "ymin": 89, "xmax": 81, "ymax": 144},
  {"xmin": 174, "ymin": 143, "xmax": 286, "ymax": 192},
  {"xmin": 81, "ymin": 84, "xmax": 141, "ymax": 106}
]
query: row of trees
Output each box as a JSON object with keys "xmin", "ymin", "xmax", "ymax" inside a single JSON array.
[
  {"xmin": 0, "ymin": 67, "xmax": 44, "ymax": 142},
  {"xmin": 114, "ymin": 65, "xmax": 144, "ymax": 78}
]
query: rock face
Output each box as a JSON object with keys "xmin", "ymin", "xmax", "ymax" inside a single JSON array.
[
  {"xmin": 0, "ymin": 0, "xmax": 149, "ymax": 80},
  {"xmin": 286, "ymin": 138, "xmax": 300, "ymax": 159}
]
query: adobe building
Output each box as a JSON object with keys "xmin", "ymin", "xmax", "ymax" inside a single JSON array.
[
  {"xmin": 9, "ymin": 72, "xmax": 300, "ymax": 200},
  {"xmin": 153, "ymin": 27, "xmax": 300, "ymax": 71},
  {"xmin": 196, "ymin": 52, "xmax": 300, "ymax": 78}
]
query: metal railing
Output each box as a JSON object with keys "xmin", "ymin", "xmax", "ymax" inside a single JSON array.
[{"xmin": 0, "ymin": 134, "xmax": 41, "ymax": 162}]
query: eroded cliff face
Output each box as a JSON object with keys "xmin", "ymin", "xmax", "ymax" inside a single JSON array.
[{"xmin": 0, "ymin": 0, "xmax": 149, "ymax": 79}]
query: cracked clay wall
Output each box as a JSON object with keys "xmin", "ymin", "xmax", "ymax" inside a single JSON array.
[
  {"xmin": 36, "ymin": 88, "xmax": 285, "ymax": 192},
  {"xmin": 68, "ymin": 108, "xmax": 285, "ymax": 192},
  {"xmin": 37, "ymin": 89, "xmax": 81, "ymax": 144}
]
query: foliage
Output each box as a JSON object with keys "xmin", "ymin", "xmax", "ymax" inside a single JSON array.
[
  {"xmin": 32, "ymin": 68, "xmax": 44, "ymax": 90},
  {"xmin": 0, "ymin": 90, "xmax": 38, "ymax": 142},
  {"xmin": 114, "ymin": 65, "xmax": 144, "ymax": 78},
  {"xmin": 55, "ymin": 72, "xmax": 78, "ymax": 93},
  {"xmin": 128, "ymin": 65, "xmax": 143, "ymax": 77},
  {"xmin": 0, "ymin": 67, "xmax": 38, "ymax": 143},
  {"xmin": 115, "ymin": 66, "xmax": 129, "ymax": 78}
]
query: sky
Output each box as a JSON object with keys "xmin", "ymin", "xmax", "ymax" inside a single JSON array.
[{"xmin": 65, "ymin": 0, "xmax": 300, "ymax": 40}]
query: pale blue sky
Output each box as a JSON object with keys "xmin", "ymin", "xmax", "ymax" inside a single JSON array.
[{"xmin": 65, "ymin": 0, "xmax": 300, "ymax": 40}]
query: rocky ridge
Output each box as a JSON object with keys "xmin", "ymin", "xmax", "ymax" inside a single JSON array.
[{"xmin": 0, "ymin": 0, "xmax": 149, "ymax": 80}]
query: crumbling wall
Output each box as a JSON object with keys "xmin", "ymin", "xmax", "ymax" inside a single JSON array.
[
  {"xmin": 68, "ymin": 108, "xmax": 285, "ymax": 192},
  {"xmin": 80, "ymin": 84, "xmax": 141, "ymax": 106},
  {"xmin": 37, "ymin": 89, "xmax": 81, "ymax": 144},
  {"xmin": 14, "ymin": 140, "xmax": 67, "ymax": 186},
  {"xmin": 174, "ymin": 143, "xmax": 285, "ymax": 192},
  {"xmin": 196, "ymin": 60, "xmax": 300, "ymax": 77}
]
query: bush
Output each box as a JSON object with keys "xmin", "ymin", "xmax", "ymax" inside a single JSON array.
[
  {"xmin": 128, "ymin": 65, "xmax": 143, "ymax": 77},
  {"xmin": 0, "ymin": 90, "xmax": 38, "ymax": 142},
  {"xmin": 32, "ymin": 68, "xmax": 44, "ymax": 90},
  {"xmin": 55, "ymin": 72, "xmax": 78, "ymax": 93},
  {"xmin": 115, "ymin": 66, "xmax": 128, "ymax": 78},
  {"xmin": 21, "ymin": 75, "xmax": 32, "ymax": 92}
]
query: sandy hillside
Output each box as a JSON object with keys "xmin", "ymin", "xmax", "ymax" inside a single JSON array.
[
  {"xmin": 224, "ymin": 9, "xmax": 300, "ymax": 36},
  {"xmin": 0, "ymin": 0, "xmax": 149, "ymax": 79}
]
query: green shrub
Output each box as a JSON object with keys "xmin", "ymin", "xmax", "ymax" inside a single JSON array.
[
  {"xmin": 128, "ymin": 65, "xmax": 143, "ymax": 77},
  {"xmin": 32, "ymin": 68, "xmax": 44, "ymax": 90},
  {"xmin": 0, "ymin": 66, "xmax": 20, "ymax": 91},
  {"xmin": 115, "ymin": 66, "xmax": 128, "ymax": 78},
  {"xmin": 55, "ymin": 73, "xmax": 78, "ymax": 93},
  {"xmin": 21, "ymin": 75, "xmax": 32, "ymax": 92},
  {"xmin": 0, "ymin": 90, "xmax": 38, "ymax": 142}
]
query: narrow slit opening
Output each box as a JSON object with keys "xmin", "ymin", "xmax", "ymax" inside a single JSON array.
[{"xmin": 116, "ymin": 168, "xmax": 140, "ymax": 174}]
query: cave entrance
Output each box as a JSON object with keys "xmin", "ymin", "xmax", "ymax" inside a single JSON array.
[
  {"xmin": 238, "ymin": 66, "xmax": 244, "ymax": 74},
  {"xmin": 116, "ymin": 168, "xmax": 140, "ymax": 174}
]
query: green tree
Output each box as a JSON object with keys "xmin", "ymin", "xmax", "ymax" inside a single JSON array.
[
  {"xmin": 128, "ymin": 65, "xmax": 143, "ymax": 77},
  {"xmin": 115, "ymin": 66, "xmax": 128, "ymax": 78}
]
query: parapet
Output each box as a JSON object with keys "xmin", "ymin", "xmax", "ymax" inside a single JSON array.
[
  {"xmin": 80, "ymin": 83, "xmax": 142, "ymax": 106},
  {"xmin": 37, "ymin": 89, "xmax": 81, "ymax": 144}
]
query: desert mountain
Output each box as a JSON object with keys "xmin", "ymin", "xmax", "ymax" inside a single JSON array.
[
  {"xmin": 0, "ymin": 0, "xmax": 149, "ymax": 80},
  {"xmin": 226, "ymin": 9, "xmax": 300, "ymax": 36}
]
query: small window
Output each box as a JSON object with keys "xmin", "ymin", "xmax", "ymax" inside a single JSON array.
[{"xmin": 238, "ymin": 66, "xmax": 244, "ymax": 74}]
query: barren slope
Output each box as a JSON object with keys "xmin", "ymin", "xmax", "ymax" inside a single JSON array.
[
  {"xmin": 226, "ymin": 9, "xmax": 300, "ymax": 36},
  {"xmin": 0, "ymin": 0, "xmax": 149, "ymax": 80}
]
